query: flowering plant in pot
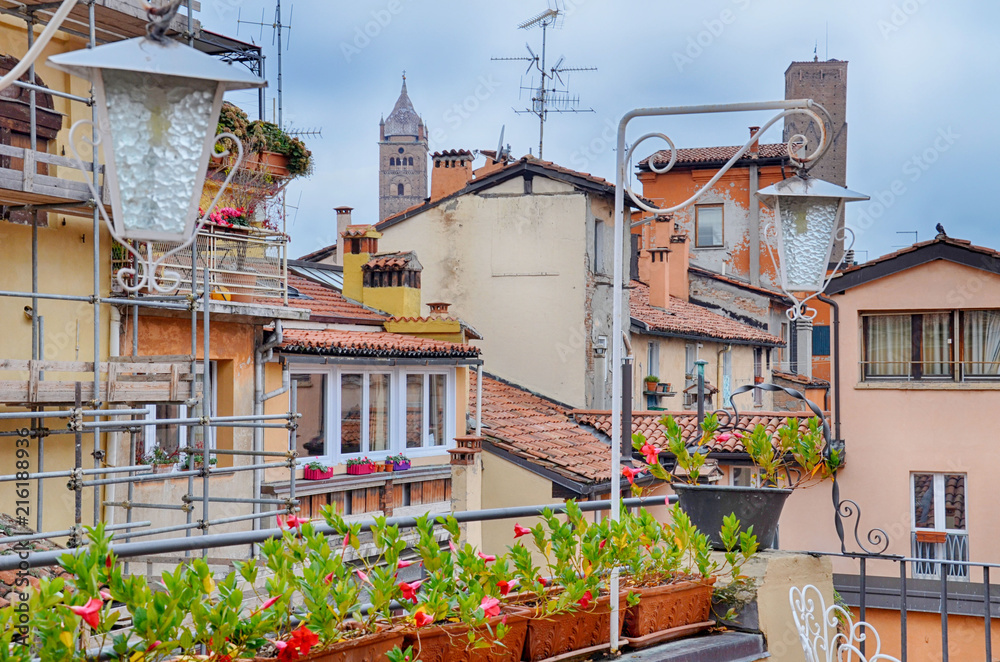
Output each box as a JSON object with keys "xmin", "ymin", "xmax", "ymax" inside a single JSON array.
[
  {"xmin": 345, "ymin": 457, "xmax": 376, "ymax": 475},
  {"xmin": 634, "ymin": 413, "xmax": 840, "ymax": 550},
  {"xmin": 397, "ymin": 514, "xmax": 526, "ymax": 662},
  {"xmin": 386, "ymin": 454, "xmax": 411, "ymax": 472},
  {"xmin": 302, "ymin": 461, "xmax": 333, "ymax": 481},
  {"xmin": 504, "ymin": 501, "xmax": 620, "ymax": 661},
  {"xmin": 139, "ymin": 445, "xmax": 176, "ymax": 474}
]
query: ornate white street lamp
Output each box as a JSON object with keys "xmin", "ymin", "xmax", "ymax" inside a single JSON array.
[{"xmin": 47, "ymin": 9, "xmax": 265, "ymax": 292}]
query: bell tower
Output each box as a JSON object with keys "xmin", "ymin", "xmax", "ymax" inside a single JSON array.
[{"xmin": 379, "ymin": 74, "xmax": 429, "ymax": 221}]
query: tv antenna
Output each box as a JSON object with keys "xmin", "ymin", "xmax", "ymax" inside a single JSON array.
[
  {"xmin": 491, "ymin": 3, "xmax": 595, "ymax": 159},
  {"xmin": 238, "ymin": 0, "xmax": 294, "ymax": 128}
]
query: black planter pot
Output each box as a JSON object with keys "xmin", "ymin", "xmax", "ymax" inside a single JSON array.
[{"xmin": 672, "ymin": 483, "xmax": 792, "ymax": 551}]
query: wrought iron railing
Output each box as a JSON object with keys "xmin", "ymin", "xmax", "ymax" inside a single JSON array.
[{"xmin": 111, "ymin": 226, "xmax": 289, "ymax": 302}]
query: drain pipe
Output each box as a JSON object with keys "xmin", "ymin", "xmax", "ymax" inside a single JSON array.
[{"xmin": 253, "ymin": 321, "xmax": 285, "ymax": 550}]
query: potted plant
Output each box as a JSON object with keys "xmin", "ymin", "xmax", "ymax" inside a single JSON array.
[
  {"xmin": 303, "ymin": 461, "xmax": 333, "ymax": 481},
  {"xmin": 643, "ymin": 375, "xmax": 660, "ymax": 392},
  {"xmin": 386, "ymin": 454, "xmax": 411, "ymax": 471},
  {"xmin": 635, "ymin": 413, "xmax": 840, "ymax": 550},
  {"xmin": 346, "ymin": 457, "xmax": 376, "ymax": 475},
  {"xmin": 658, "ymin": 381, "xmax": 672, "ymax": 394},
  {"xmin": 140, "ymin": 446, "xmax": 175, "ymax": 474}
]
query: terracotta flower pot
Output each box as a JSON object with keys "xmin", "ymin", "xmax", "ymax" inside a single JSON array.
[
  {"xmin": 402, "ymin": 610, "xmax": 527, "ymax": 662},
  {"xmin": 515, "ymin": 592, "xmax": 627, "ymax": 662},
  {"xmin": 622, "ymin": 578, "xmax": 716, "ymax": 646},
  {"xmin": 255, "ymin": 626, "xmax": 403, "ymax": 662},
  {"xmin": 248, "ymin": 150, "xmax": 291, "ymax": 178}
]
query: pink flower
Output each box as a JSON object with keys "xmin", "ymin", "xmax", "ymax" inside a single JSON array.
[
  {"xmin": 599, "ymin": 539, "xmax": 607, "ymax": 550},
  {"xmin": 270, "ymin": 640, "xmax": 287, "ymax": 652},
  {"xmin": 324, "ymin": 571, "xmax": 336, "ymax": 584},
  {"xmin": 146, "ymin": 641, "xmax": 161, "ymax": 652},
  {"xmin": 342, "ymin": 534, "xmax": 352, "ymax": 550},
  {"xmin": 449, "ymin": 540, "xmax": 458, "ymax": 553},
  {"xmin": 356, "ymin": 569, "xmax": 370, "ymax": 584},
  {"xmin": 733, "ymin": 431, "xmax": 745, "ymax": 439},
  {"xmin": 622, "ymin": 466, "xmax": 642, "ymax": 485},
  {"xmin": 480, "ymin": 596, "xmax": 501, "ymax": 618},
  {"xmin": 577, "ymin": 590, "xmax": 593, "ymax": 609},
  {"xmin": 99, "ymin": 590, "xmax": 112, "ymax": 601},
  {"xmin": 640, "ymin": 442, "xmax": 661, "ymax": 465},
  {"xmin": 69, "ymin": 597, "xmax": 103, "ymax": 629},
  {"xmin": 259, "ymin": 596, "xmax": 280, "ymax": 611},
  {"xmin": 717, "ymin": 433, "xmax": 732, "ymax": 443},
  {"xmin": 279, "ymin": 514, "xmax": 307, "ymax": 529},
  {"xmin": 399, "ymin": 580, "xmax": 422, "ymax": 603},
  {"xmin": 513, "ymin": 523, "xmax": 531, "ymax": 538},
  {"xmin": 413, "ymin": 610, "xmax": 434, "ymax": 627},
  {"xmin": 477, "ymin": 551, "xmax": 496, "ymax": 563},
  {"xmin": 397, "ymin": 560, "xmax": 416, "ymax": 569}
]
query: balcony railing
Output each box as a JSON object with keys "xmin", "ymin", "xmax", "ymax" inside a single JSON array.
[
  {"xmin": 913, "ymin": 530, "xmax": 970, "ymax": 580},
  {"xmin": 111, "ymin": 225, "xmax": 288, "ymax": 303},
  {"xmin": 860, "ymin": 360, "xmax": 1000, "ymax": 382}
]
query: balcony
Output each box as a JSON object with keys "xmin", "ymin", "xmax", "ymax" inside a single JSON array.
[
  {"xmin": 913, "ymin": 530, "xmax": 970, "ymax": 580},
  {"xmin": 111, "ymin": 224, "xmax": 289, "ymax": 303}
]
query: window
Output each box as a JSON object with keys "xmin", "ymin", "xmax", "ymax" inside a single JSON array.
[
  {"xmin": 646, "ymin": 341, "xmax": 659, "ymax": 379},
  {"xmin": 753, "ymin": 348, "xmax": 763, "ymax": 406},
  {"xmin": 408, "ymin": 157, "xmax": 413, "ymax": 166},
  {"xmin": 962, "ymin": 310, "xmax": 1000, "ymax": 376},
  {"xmin": 594, "ymin": 220, "xmax": 605, "ymax": 275},
  {"xmin": 143, "ymin": 362, "xmax": 217, "ymax": 466},
  {"xmin": 863, "ymin": 313, "xmax": 955, "ymax": 379},
  {"xmin": 812, "ymin": 325, "xmax": 831, "ymax": 357},
  {"xmin": 397, "ymin": 147, "xmax": 404, "ymax": 154},
  {"xmin": 722, "ymin": 349, "xmax": 732, "ymax": 403},
  {"xmin": 695, "ymin": 205, "xmax": 723, "ymax": 248},
  {"xmin": 296, "ymin": 367, "xmax": 454, "ymax": 462},
  {"xmin": 683, "ymin": 343, "xmax": 697, "ymax": 407},
  {"xmin": 389, "ymin": 157, "xmax": 396, "ymax": 166},
  {"xmin": 732, "ymin": 466, "xmax": 762, "ymax": 487},
  {"xmin": 397, "ymin": 183, "xmax": 405, "ymax": 196},
  {"xmin": 912, "ymin": 473, "xmax": 968, "ymax": 579}
]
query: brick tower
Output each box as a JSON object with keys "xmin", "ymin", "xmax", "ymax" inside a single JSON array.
[{"xmin": 379, "ymin": 75, "xmax": 429, "ymax": 221}]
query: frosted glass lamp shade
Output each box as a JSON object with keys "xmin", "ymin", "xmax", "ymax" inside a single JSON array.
[
  {"xmin": 47, "ymin": 37, "xmax": 265, "ymax": 243},
  {"xmin": 757, "ymin": 175, "xmax": 869, "ymax": 293}
]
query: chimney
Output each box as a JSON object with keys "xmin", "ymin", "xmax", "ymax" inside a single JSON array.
[
  {"xmin": 427, "ymin": 302, "xmax": 451, "ymax": 316},
  {"xmin": 361, "ymin": 251, "xmax": 423, "ymax": 318},
  {"xmin": 431, "ymin": 149, "xmax": 473, "ymax": 200},
  {"xmin": 341, "ymin": 225, "xmax": 381, "ymax": 302},
  {"xmin": 748, "ymin": 126, "xmax": 760, "ymax": 156},
  {"xmin": 334, "ymin": 206, "xmax": 353, "ymax": 265},
  {"xmin": 668, "ymin": 233, "xmax": 690, "ymax": 301},
  {"xmin": 646, "ymin": 247, "xmax": 671, "ymax": 309}
]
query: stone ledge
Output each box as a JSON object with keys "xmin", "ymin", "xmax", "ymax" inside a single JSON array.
[{"xmin": 612, "ymin": 631, "xmax": 767, "ymax": 661}]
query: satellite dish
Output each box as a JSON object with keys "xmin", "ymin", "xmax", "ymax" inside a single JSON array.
[{"xmin": 495, "ymin": 125, "xmax": 506, "ymax": 163}]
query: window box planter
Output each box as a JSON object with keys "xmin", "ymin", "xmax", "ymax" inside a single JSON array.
[
  {"xmin": 148, "ymin": 463, "xmax": 173, "ymax": 474},
  {"xmin": 254, "ymin": 625, "xmax": 403, "ymax": 662},
  {"xmin": 303, "ymin": 467, "xmax": 334, "ymax": 481},
  {"xmin": 401, "ymin": 610, "xmax": 527, "ymax": 662},
  {"xmin": 390, "ymin": 459, "xmax": 411, "ymax": 471},
  {"xmin": 622, "ymin": 578, "xmax": 716, "ymax": 647},
  {"xmin": 513, "ymin": 592, "xmax": 627, "ymax": 661},
  {"xmin": 346, "ymin": 463, "xmax": 375, "ymax": 476},
  {"xmin": 672, "ymin": 483, "xmax": 791, "ymax": 551}
]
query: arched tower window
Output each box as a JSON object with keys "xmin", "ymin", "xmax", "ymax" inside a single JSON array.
[
  {"xmin": 408, "ymin": 157, "xmax": 414, "ymax": 166},
  {"xmin": 397, "ymin": 183, "xmax": 405, "ymax": 196},
  {"xmin": 389, "ymin": 157, "xmax": 395, "ymax": 166}
]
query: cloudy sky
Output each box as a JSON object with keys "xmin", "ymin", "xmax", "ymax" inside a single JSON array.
[{"xmin": 202, "ymin": 1, "xmax": 998, "ymax": 262}]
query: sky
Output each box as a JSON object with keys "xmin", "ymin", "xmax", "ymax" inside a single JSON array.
[{"xmin": 201, "ymin": 0, "xmax": 1000, "ymax": 263}]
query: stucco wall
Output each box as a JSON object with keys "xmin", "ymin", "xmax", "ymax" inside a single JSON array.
[
  {"xmin": 378, "ymin": 178, "xmax": 617, "ymax": 409},
  {"xmin": 480, "ymin": 450, "xmax": 555, "ymax": 557}
]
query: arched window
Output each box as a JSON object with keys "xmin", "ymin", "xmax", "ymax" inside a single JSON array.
[
  {"xmin": 397, "ymin": 183, "xmax": 405, "ymax": 196},
  {"xmin": 408, "ymin": 157, "xmax": 414, "ymax": 166},
  {"xmin": 389, "ymin": 157, "xmax": 395, "ymax": 166}
]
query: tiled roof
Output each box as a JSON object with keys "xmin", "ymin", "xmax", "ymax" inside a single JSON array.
[
  {"xmin": 773, "ymin": 371, "xmax": 830, "ymax": 388},
  {"xmin": 639, "ymin": 143, "xmax": 788, "ymax": 169},
  {"xmin": 281, "ymin": 328, "xmax": 480, "ymax": 359},
  {"xmin": 297, "ymin": 244, "xmax": 337, "ymax": 262},
  {"xmin": 841, "ymin": 236, "xmax": 996, "ymax": 274},
  {"xmin": 432, "ymin": 149, "xmax": 473, "ymax": 158},
  {"xmin": 630, "ymin": 281, "xmax": 784, "ymax": 346},
  {"xmin": 573, "ymin": 410, "xmax": 822, "ymax": 455},
  {"xmin": 470, "ymin": 373, "xmax": 618, "ymax": 484},
  {"xmin": 365, "ymin": 251, "xmax": 422, "ymax": 271},
  {"xmin": 287, "ymin": 274, "xmax": 386, "ymax": 323}
]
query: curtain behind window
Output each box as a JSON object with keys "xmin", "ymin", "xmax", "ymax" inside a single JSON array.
[
  {"xmin": 369, "ymin": 374, "xmax": 391, "ymax": 452},
  {"xmin": 922, "ymin": 313, "xmax": 952, "ymax": 376},
  {"xmin": 866, "ymin": 315, "xmax": 910, "ymax": 376},
  {"xmin": 964, "ymin": 310, "xmax": 1000, "ymax": 375}
]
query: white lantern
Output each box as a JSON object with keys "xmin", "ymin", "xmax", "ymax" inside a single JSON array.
[
  {"xmin": 48, "ymin": 37, "xmax": 265, "ymax": 243},
  {"xmin": 756, "ymin": 175, "xmax": 869, "ymax": 292}
]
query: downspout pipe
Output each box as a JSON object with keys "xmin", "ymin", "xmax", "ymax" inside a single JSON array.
[
  {"xmin": 817, "ymin": 294, "xmax": 841, "ymax": 442},
  {"xmin": 253, "ymin": 321, "xmax": 284, "ymax": 549}
]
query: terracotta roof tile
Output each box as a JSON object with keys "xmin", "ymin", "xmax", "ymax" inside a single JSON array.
[
  {"xmin": 470, "ymin": 373, "xmax": 618, "ymax": 484},
  {"xmin": 364, "ymin": 251, "xmax": 422, "ymax": 271},
  {"xmin": 640, "ymin": 143, "xmax": 788, "ymax": 169},
  {"xmin": 631, "ymin": 281, "xmax": 783, "ymax": 345},
  {"xmin": 281, "ymin": 329, "xmax": 479, "ymax": 359},
  {"xmin": 573, "ymin": 410, "xmax": 822, "ymax": 455},
  {"xmin": 288, "ymin": 274, "xmax": 386, "ymax": 323}
]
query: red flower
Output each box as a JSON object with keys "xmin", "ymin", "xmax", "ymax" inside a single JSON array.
[
  {"xmin": 477, "ymin": 551, "xmax": 496, "ymax": 563},
  {"xmin": 279, "ymin": 514, "xmax": 307, "ymax": 529},
  {"xmin": 69, "ymin": 597, "xmax": 103, "ymax": 629},
  {"xmin": 399, "ymin": 580, "xmax": 422, "ymax": 603},
  {"xmin": 513, "ymin": 523, "xmax": 531, "ymax": 538},
  {"xmin": 342, "ymin": 533, "xmax": 352, "ymax": 550},
  {"xmin": 717, "ymin": 433, "xmax": 732, "ymax": 443},
  {"xmin": 599, "ymin": 539, "xmax": 607, "ymax": 550},
  {"xmin": 641, "ymin": 442, "xmax": 661, "ymax": 465},
  {"xmin": 733, "ymin": 431, "xmax": 745, "ymax": 439},
  {"xmin": 577, "ymin": 590, "xmax": 593, "ymax": 609},
  {"xmin": 324, "ymin": 571, "xmax": 336, "ymax": 583},
  {"xmin": 497, "ymin": 580, "xmax": 511, "ymax": 596},
  {"xmin": 622, "ymin": 466, "xmax": 642, "ymax": 485},
  {"xmin": 277, "ymin": 626, "xmax": 318, "ymax": 662},
  {"xmin": 258, "ymin": 596, "xmax": 280, "ymax": 612},
  {"xmin": 480, "ymin": 596, "xmax": 501, "ymax": 618},
  {"xmin": 105, "ymin": 554, "xmax": 113, "ymax": 569},
  {"xmin": 146, "ymin": 641, "xmax": 161, "ymax": 652},
  {"xmin": 397, "ymin": 560, "xmax": 416, "ymax": 569},
  {"xmin": 413, "ymin": 610, "xmax": 434, "ymax": 627},
  {"xmin": 537, "ymin": 576, "xmax": 548, "ymax": 588}
]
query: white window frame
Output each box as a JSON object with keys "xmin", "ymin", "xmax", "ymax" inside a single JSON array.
[
  {"xmin": 911, "ymin": 472, "xmax": 969, "ymax": 580},
  {"xmin": 647, "ymin": 341, "xmax": 659, "ymax": 380},
  {"xmin": 143, "ymin": 361, "xmax": 217, "ymax": 467},
  {"xmin": 291, "ymin": 365, "xmax": 457, "ymax": 466}
]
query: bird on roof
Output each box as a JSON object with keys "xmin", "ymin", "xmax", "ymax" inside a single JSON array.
[{"xmin": 936, "ymin": 223, "xmax": 947, "ymax": 238}]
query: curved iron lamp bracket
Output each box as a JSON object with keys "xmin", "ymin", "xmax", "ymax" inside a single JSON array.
[
  {"xmin": 692, "ymin": 381, "xmax": 889, "ymax": 556},
  {"xmin": 67, "ymin": 119, "xmax": 245, "ymax": 295}
]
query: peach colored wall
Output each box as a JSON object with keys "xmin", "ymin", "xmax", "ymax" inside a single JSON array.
[
  {"xmin": 778, "ymin": 260, "xmax": 1000, "ymax": 575},
  {"xmin": 854, "ymin": 608, "xmax": 1000, "ymax": 662}
]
